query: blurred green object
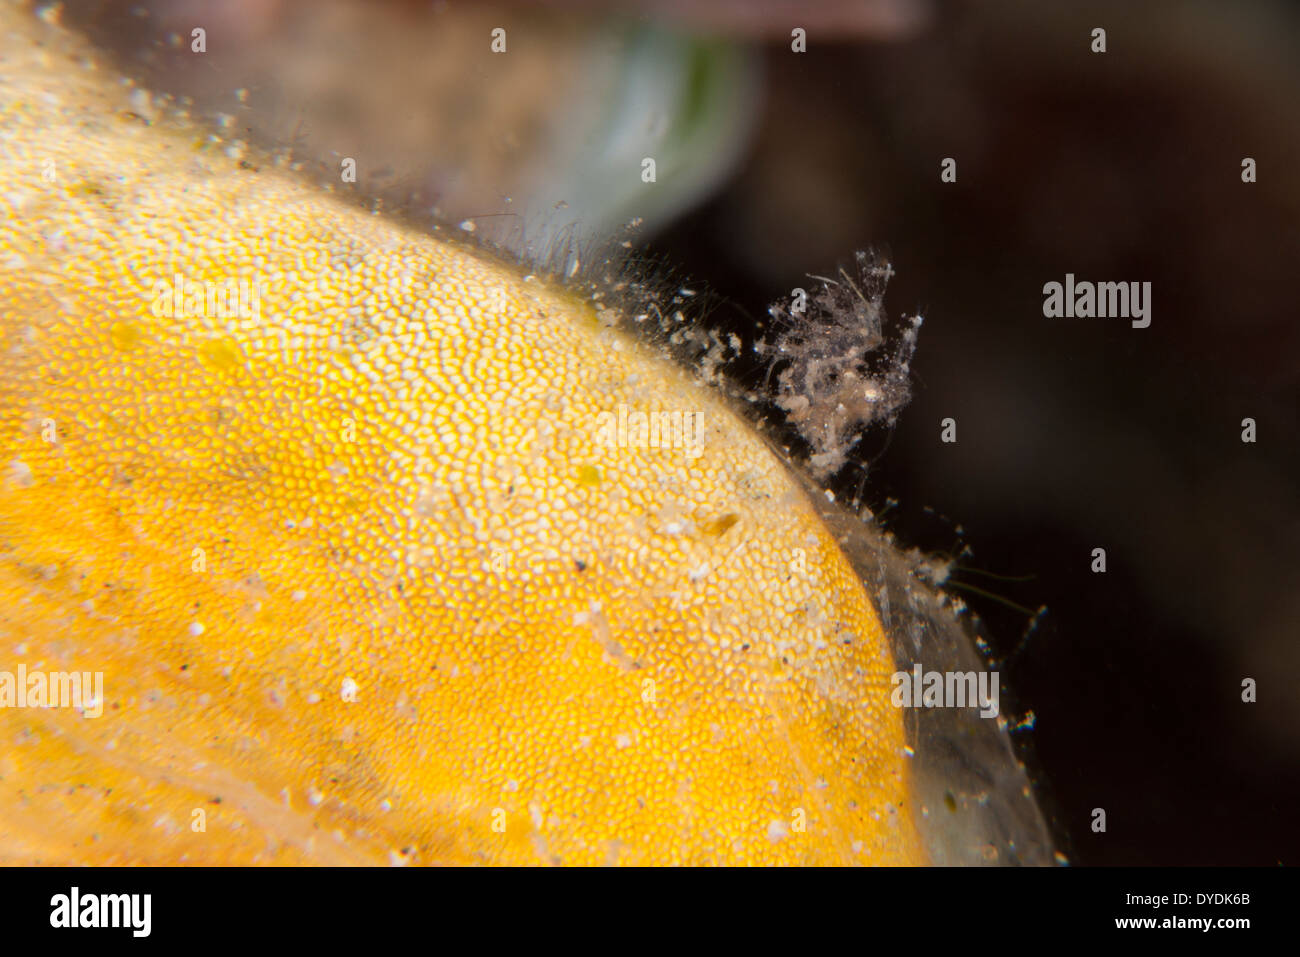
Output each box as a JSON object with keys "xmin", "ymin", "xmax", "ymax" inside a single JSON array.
[{"xmin": 532, "ymin": 25, "xmax": 760, "ymax": 256}]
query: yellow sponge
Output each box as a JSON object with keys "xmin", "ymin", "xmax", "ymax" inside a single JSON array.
[{"xmin": 0, "ymin": 2, "xmax": 921, "ymax": 864}]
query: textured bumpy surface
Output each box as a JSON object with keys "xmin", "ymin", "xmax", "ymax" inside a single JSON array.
[{"xmin": 0, "ymin": 3, "xmax": 922, "ymax": 864}]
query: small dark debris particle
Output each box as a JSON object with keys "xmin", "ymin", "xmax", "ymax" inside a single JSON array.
[
  {"xmin": 944, "ymin": 791, "xmax": 958, "ymax": 813},
  {"xmin": 574, "ymin": 559, "xmax": 587, "ymax": 572}
]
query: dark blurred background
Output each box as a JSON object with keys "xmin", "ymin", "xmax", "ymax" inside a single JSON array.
[{"xmin": 66, "ymin": 0, "xmax": 1299, "ymax": 864}]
